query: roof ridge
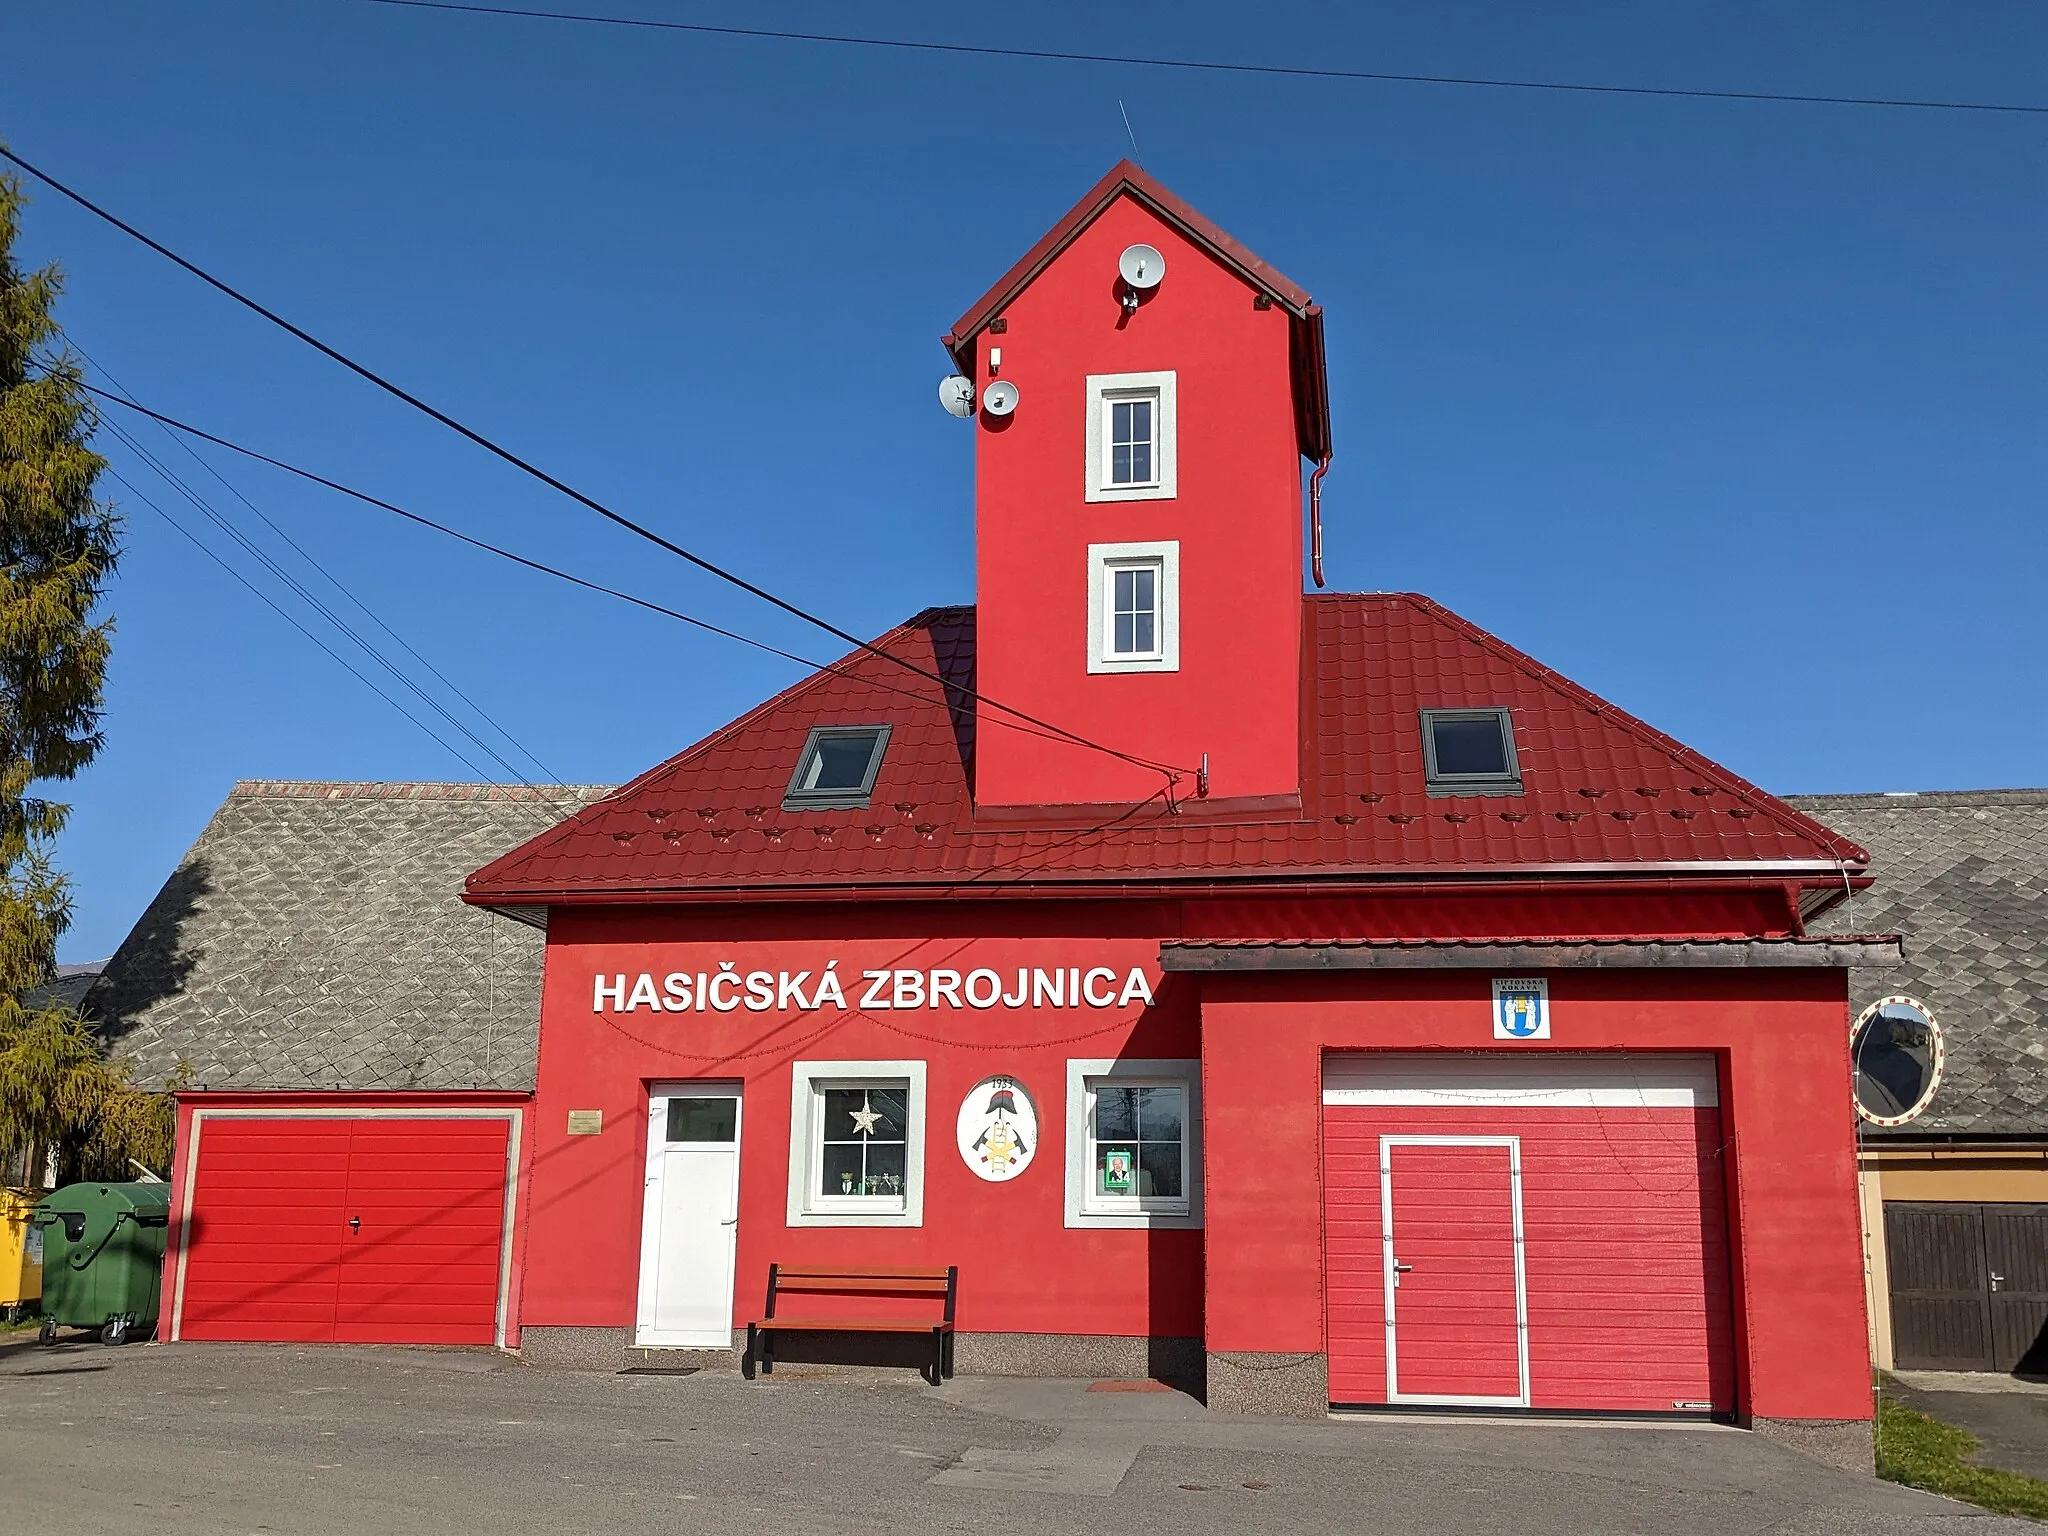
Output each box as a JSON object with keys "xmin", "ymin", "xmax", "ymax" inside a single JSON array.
[
  {"xmin": 232, "ymin": 780, "xmax": 607, "ymax": 801},
  {"xmin": 1786, "ymin": 788, "xmax": 2048, "ymax": 806},
  {"xmin": 1394, "ymin": 594, "xmax": 1871, "ymax": 868}
]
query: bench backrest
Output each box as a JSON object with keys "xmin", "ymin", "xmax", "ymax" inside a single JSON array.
[{"xmin": 764, "ymin": 1264, "xmax": 957, "ymax": 1322}]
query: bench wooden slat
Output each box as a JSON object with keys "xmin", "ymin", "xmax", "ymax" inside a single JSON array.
[
  {"xmin": 770, "ymin": 1277, "xmax": 951, "ymax": 1295},
  {"xmin": 752, "ymin": 1318, "xmax": 954, "ymax": 1334}
]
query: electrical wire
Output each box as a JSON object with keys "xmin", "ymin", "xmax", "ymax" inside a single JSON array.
[
  {"xmin": 100, "ymin": 411, "xmax": 558, "ymax": 800},
  {"xmin": 0, "ymin": 144, "xmax": 1195, "ymax": 791},
  {"xmin": 107, "ymin": 466, "xmax": 518, "ymax": 786},
  {"xmin": 70, "ymin": 380, "xmax": 1101, "ymax": 763},
  {"xmin": 354, "ymin": 0, "xmax": 2048, "ymax": 118},
  {"xmin": 64, "ymin": 337, "xmax": 562, "ymax": 786}
]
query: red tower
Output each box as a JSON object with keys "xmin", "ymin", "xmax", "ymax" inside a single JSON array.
[{"xmin": 946, "ymin": 163, "xmax": 1331, "ymax": 809}]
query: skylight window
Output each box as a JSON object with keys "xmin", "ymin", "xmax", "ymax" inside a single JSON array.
[
  {"xmin": 1419, "ymin": 708, "xmax": 1522, "ymax": 796},
  {"xmin": 783, "ymin": 725, "xmax": 891, "ymax": 810}
]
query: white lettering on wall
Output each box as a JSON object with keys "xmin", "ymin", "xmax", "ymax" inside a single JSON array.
[{"xmin": 589, "ymin": 960, "xmax": 1161, "ymax": 1018}]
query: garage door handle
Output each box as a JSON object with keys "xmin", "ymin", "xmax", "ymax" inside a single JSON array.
[
  {"xmin": 1393, "ymin": 1262, "xmax": 1414, "ymax": 1273},
  {"xmin": 348, "ymin": 1217, "xmax": 361, "ymax": 1232},
  {"xmin": 1992, "ymin": 1272, "xmax": 2006, "ymax": 1291}
]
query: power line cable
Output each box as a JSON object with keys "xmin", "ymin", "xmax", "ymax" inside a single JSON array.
[
  {"xmin": 72, "ymin": 379, "xmax": 1094, "ymax": 760},
  {"xmin": 105, "ymin": 466, "xmax": 518, "ymax": 786},
  {"xmin": 100, "ymin": 410, "xmax": 557, "ymax": 799},
  {"xmin": 354, "ymin": 0, "xmax": 2048, "ymax": 118},
  {"xmin": 0, "ymin": 144, "xmax": 1194, "ymax": 791},
  {"xmin": 63, "ymin": 336, "xmax": 561, "ymax": 784}
]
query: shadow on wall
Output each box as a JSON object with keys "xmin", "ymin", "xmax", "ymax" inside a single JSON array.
[{"xmin": 79, "ymin": 856, "xmax": 211, "ymax": 1085}]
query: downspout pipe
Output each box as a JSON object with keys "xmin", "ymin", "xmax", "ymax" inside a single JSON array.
[{"xmin": 1308, "ymin": 453, "xmax": 1332, "ymax": 589}]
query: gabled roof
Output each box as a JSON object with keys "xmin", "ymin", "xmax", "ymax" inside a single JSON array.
[
  {"xmin": 463, "ymin": 595, "xmax": 1866, "ymax": 910},
  {"xmin": 1794, "ymin": 789, "xmax": 2048, "ymax": 1137},
  {"xmin": 942, "ymin": 160, "xmax": 1332, "ymax": 462},
  {"xmin": 88, "ymin": 780, "xmax": 607, "ymax": 1091}
]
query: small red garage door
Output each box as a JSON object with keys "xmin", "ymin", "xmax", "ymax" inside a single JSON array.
[
  {"xmin": 176, "ymin": 1114, "xmax": 515, "ymax": 1345},
  {"xmin": 1324, "ymin": 1053, "xmax": 1735, "ymax": 1413}
]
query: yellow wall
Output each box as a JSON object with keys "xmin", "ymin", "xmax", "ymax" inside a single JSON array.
[{"xmin": 1859, "ymin": 1148, "xmax": 2048, "ymax": 1370}]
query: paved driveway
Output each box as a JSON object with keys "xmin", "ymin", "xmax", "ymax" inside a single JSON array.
[{"xmin": 0, "ymin": 1337, "xmax": 2029, "ymax": 1535}]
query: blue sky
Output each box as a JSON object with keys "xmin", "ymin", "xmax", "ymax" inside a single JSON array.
[{"xmin": 8, "ymin": 2, "xmax": 2046, "ymax": 961}]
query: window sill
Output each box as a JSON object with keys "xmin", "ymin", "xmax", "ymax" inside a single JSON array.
[
  {"xmin": 1086, "ymin": 482, "xmax": 1175, "ymax": 504},
  {"xmin": 1065, "ymin": 1207, "xmax": 1203, "ymax": 1231},
  {"xmin": 1087, "ymin": 653, "xmax": 1178, "ymax": 676},
  {"xmin": 787, "ymin": 1206, "xmax": 921, "ymax": 1228}
]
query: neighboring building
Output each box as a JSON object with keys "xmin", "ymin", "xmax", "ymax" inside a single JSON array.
[
  {"xmin": 88, "ymin": 779, "xmax": 605, "ymax": 1344},
  {"xmin": 141, "ymin": 164, "xmax": 1892, "ymax": 1469},
  {"xmin": 1792, "ymin": 789, "xmax": 2048, "ymax": 1375}
]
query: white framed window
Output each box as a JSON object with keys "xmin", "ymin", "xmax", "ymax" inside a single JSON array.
[
  {"xmin": 785, "ymin": 1060, "xmax": 927, "ymax": 1227},
  {"xmin": 1086, "ymin": 541, "xmax": 1179, "ymax": 675},
  {"xmin": 1084, "ymin": 370, "xmax": 1177, "ymax": 502},
  {"xmin": 1064, "ymin": 1058, "xmax": 1203, "ymax": 1229}
]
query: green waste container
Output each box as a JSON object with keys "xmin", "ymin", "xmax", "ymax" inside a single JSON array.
[{"xmin": 32, "ymin": 1181, "xmax": 171, "ymax": 1345}]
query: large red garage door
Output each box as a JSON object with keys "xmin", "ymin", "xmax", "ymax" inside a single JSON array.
[
  {"xmin": 176, "ymin": 1114, "xmax": 515, "ymax": 1345},
  {"xmin": 1324, "ymin": 1053, "xmax": 1734, "ymax": 1413}
]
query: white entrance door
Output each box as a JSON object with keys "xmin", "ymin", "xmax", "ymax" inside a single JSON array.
[{"xmin": 635, "ymin": 1084, "xmax": 742, "ymax": 1348}]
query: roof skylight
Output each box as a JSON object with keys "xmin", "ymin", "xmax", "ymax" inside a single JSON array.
[
  {"xmin": 784, "ymin": 725, "xmax": 892, "ymax": 811},
  {"xmin": 1420, "ymin": 708, "xmax": 1522, "ymax": 796}
]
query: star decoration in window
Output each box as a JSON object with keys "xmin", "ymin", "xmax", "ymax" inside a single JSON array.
[{"xmin": 849, "ymin": 1094, "xmax": 881, "ymax": 1136}]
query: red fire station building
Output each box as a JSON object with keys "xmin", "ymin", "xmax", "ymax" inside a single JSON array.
[{"xmin": 157, "ymin": 163, "xmax": 1892, "ymax": 1468}]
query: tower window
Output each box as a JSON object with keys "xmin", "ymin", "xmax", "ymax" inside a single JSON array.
[
  {"xmin": 1087, "ymin": 541, "xmax": 1179, "ymax": 674},
  {"xmin": 1111, "ymin": 564, "xmax": 1159, "ymax": 657},
  {"xmin": 1085, "ymin": 371, "xmax": 1177, "ymax": 502},
  {"xmin": 1419, "ymin": 708, "xmax": 1523, "ymax": 796},
  {"xmin": 1110, "ymin": 398, "xmax": 1155, "ymax": 486}
]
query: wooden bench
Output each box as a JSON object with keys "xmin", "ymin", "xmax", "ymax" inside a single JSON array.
[{"xmin": 743, "ymin": 1264, "xmax": 957, "ymax": 1386}]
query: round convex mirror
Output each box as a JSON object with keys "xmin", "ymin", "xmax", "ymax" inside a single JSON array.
[{"xmin": 1851, "ymin": 996, "xmax": 1943, "ymax": 1126}]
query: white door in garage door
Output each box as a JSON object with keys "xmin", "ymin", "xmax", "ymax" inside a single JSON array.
[{"xmin": 636, "ymin": 1085, "xmax": 742, "ymax": 1348}]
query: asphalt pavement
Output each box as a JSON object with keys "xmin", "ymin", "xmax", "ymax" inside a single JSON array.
[{"xmin": 0, "ymin": 1334, "xmax": 2033, "ymax": 1535}]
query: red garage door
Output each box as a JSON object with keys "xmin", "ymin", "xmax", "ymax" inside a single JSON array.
[
  {"xmin": 1323, "ymin": 1054, "xmax": 1735, "ymax": 1414},
  {"xmin": 177, "ymin": 1114, "xmax": 514, "ymax": 1346}
]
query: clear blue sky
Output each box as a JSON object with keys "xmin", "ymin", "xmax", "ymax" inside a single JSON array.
[{"xmin": 9, "ymin": 2, "xmax": 2046, "ymax": 961}]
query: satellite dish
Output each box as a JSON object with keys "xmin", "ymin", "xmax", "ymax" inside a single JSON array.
[
  {"xmin": 982, "ymin": 379, "xmax": 1019, "ymax": 417},
  {"xmin": 937, "ymin": 375, "xmax": 976, "ymax": 418},
  {"xmin": 1119, "ymin": 243, "xmax": 1166, "ymax": 291}
]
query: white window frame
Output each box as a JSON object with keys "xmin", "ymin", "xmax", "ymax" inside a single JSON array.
[
  {"xmin": 1085, "ymin": 370, "xmax": 1177, "ymax": 502},
  {"xmin": 1064, "ymin": 1058, "xmax": 1203, "ymax": 1229},
  {"xmin": 785, "ymin": 1060, "xmax": 927, "ymax": 1228},
  {"xmin": 1086, "ymin": 541, "xmax": 1180, "ymax": 675}
]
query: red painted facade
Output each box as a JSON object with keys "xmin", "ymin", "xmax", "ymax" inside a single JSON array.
[{"xmin": 444, "ymin": 162, "xmax": 1885, "ymax": 1437}]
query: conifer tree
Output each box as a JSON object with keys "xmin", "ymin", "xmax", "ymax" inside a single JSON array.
[{"xmin": 0, "ymin": 162, "xmax": 138, "ymax": 1185}]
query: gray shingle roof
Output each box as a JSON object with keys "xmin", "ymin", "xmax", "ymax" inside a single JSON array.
[
  {"xmin": 1791, "ymin": 790, "xmax": 2048, "ymax": 1138},
  {"xmin": 87, "ymin": 780, "xmax": 608, "ymax": 1092}
]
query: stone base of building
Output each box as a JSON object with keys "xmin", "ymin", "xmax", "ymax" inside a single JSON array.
[
  {"xmin": 1205, "ymin": 1351, "xmax": 1329, "ymax": 1417},
  {"xmin": 518, "ymin": 1326, "xmax": 740, "ymax": 1373},
  {"xmin": 954, "ymin": 1332, "xmax": 1203, "ymax": 1392},
  {"xmin": 517, "ymin": 1326, "xmax": 1203, "ymax": 1390},
  {"xmin": 1749, "ymin": 1416, "xmax": 1874, "ymax": 1475}
]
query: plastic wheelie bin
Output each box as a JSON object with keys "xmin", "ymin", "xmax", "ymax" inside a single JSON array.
[
  {"xmin": 0, "ymin": 1187, "xmax": 43, "ymax": 1322},
  {"xmin": 32, "ymin": 1181, "xmax": 171, "ymax": 1344}
]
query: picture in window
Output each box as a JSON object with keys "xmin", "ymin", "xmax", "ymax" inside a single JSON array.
[
  {"xmin": 1089, "ymin": 1082, "xmax": 1184, "ymax": 1203},
  {"xmin": 819, "ymin": 1085, "xmax": 908, "ymax": 1200},
  {"xmin": 1110, "ymin": 396, "xmax": 1155, "ymax": 485},
  {"xmin": 1111, "ymin": 564, "xmax": 1159, "ymax": 657}
]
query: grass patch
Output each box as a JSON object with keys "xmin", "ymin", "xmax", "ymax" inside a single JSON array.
[{"xmin": 1877, "ymin": 1392, "xmax": 2048, "ymax": 1519}]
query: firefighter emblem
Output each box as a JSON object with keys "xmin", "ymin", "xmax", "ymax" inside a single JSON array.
[{"xmin": 955, "ymin": 1074, "xmax": 1038, "ymax": 1183}]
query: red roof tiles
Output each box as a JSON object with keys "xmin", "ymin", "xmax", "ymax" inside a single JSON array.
[{"xmin": 463, "ymin": 593, "xmax": 1868, "ymax": 908}]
